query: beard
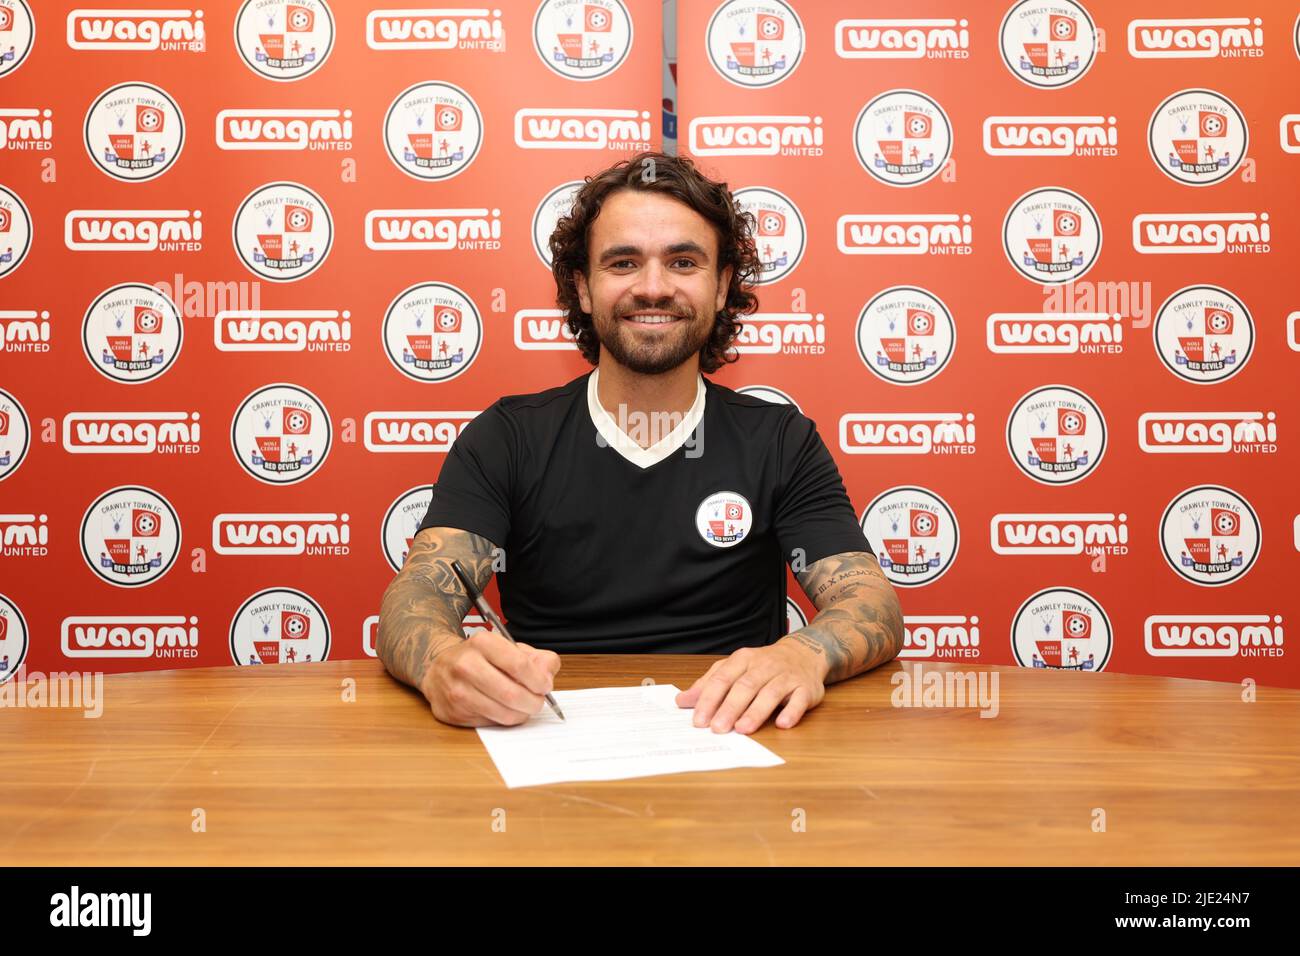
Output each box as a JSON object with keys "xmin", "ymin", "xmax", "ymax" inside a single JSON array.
[{"xmin": 591, "ymin": 298, "xmax": 716, "ymax": 375}]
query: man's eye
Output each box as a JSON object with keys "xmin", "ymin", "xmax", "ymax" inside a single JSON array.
[{"xmin": 674, "ymin": 259, "xmax": 697, "ymax": 268}]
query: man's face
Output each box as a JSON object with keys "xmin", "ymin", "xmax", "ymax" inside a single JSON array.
[{"xmin": 574, "ymin": 189, "xmax": 733, "ymax": 376}]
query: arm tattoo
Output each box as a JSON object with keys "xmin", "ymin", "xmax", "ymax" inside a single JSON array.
[
  {"xmin": 788, "ymin": 551, "xmax": 903, "ymax": 684},
  {"xmin": 376, "ymin": 526, "xmax": 498, "ymax": 690}
]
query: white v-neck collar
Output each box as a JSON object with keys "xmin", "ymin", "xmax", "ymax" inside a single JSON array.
[{"xmin": 587, "ymin": 366, "xmax": 706, "ymax": 470}]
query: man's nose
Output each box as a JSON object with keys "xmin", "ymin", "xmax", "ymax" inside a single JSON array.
[{"xmin": 628, "ymin": 259, "xmax": 674, "ymax": 301}]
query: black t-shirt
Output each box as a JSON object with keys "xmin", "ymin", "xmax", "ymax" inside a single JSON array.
[{"xmin": 417, "ymin": 367, "xmax": 874, "ymax": 654}]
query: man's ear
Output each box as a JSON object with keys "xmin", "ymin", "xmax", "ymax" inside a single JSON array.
[
  {"xmin": 715, "ymin": 263, "xmax": 734, "ymax": 311},
  {"xmin": 574, "ymin": 268, "xmax": 592, "ymax": 314}
]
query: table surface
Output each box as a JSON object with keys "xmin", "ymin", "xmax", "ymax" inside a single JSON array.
[{"xmin": 2, "ymin": 656, "xmax": 1296, "ymax": 866}]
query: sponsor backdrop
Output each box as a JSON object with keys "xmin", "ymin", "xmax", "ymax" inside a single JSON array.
[
  {"xmin": 0, "ymin": 0, "xmax": 1295, "ymax": 687},
  {"xmin": 0, "ymin": 0, "xmax": 660, "ymax": 675},
  {"xmin": 678, "ymin": 0, "xmax": 1297, "ymax": 686}
]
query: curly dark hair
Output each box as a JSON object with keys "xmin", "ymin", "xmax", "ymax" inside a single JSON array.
[{"xmin": 548, "ymin": 151, "xmax": 761, "ymax": 372}]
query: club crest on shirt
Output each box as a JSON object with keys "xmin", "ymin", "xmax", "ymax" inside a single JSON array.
[{"xmin": 696, "ymin": 491, "xmax": 752, "ymax": 548}]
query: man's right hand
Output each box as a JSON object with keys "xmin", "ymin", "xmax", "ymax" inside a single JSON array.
[{"xmin": 419, "ymin": 631, "xmax": 561, "ymax": 727}]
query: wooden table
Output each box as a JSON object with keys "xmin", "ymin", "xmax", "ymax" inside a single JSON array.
[{"xmin": 2, "ymin": 657, "xmax": 1296, "ymax": 866}]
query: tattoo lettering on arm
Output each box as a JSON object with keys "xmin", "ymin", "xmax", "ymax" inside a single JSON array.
[
  {"xmin": 789, "ymin": 551, "xmax": 903, "ymax": 684},
  {"xmin": 376, "ymin": 526, "xmax": 499, "ymax": 690}
]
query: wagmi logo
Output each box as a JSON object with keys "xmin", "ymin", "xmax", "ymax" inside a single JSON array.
[
  {"xmin": 837, "ymin": 214, "xmax": 972, "ymax": 255},
  {"xmin": 1133, "ymin": 212, "xmax": 1270, "ymax": 254},
  {"xmin": 65, "ymin": 210, "xmax": 202, "ymax": 251},
  {"xmin": 217, "ymin": 109, "xmax": 353, "ymax": 150},
  {"xmin": 363, "ymin": 411, "xmax": 476, "ymax": 452},
  {"xmin": 62, "ymin": 615, "xmax": 198, "ymax": 659},
  {"xmin": 63, "ymin": 412, "xmax": 200, "ymax": 453},
  {"xmin": 215, "ymin": 310, "xmax": 351, "ymax": 352},
  {"xmin": 1145, "ymin": 614, "xmax": 1283, "ymax": 657},
  {"xmin": 213, "ymin": 513, "xmax": 350, "ymax": 555},
  {"xmin": 840, "ymin": 413, "xmax": 976, "ymax": 454},
  {"xmin": 364, "ymin": 208, "xmax": 500, "ymax": 250},
  {"xmin": 1127, "ymin": 17, "xmax": 1263, "ymax": 57},
  {"xmin": 688, "ymin": 115, "xmax": 824, "ymax": 156},
  {"xmin": 68, "ymin": 8, "xmax": 205, "ymax": 50},
  {"xmin": 366, "ymin": 8, "xmax": 503, "ymax": 49},
  {"xmin": 514, "ymin": 109, "xmax": 652, "ymax": 149},
  {"xmin": 0, "ymin": 108, "xmax": 53, "ymax": 150},
  {"xmin": 834, "ymin": 18, "xmax": 969, "ymax": 58}
]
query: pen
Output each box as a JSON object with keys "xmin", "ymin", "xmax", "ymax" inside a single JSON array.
[{"xmin": 449, "ymin": 559, "xmax": 566, "ymax": 722}]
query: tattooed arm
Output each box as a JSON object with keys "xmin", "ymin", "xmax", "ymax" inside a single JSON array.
[
  {"xmin": 376, "ymin": 526, "xmax": 495, "ymax": 688},
  {"xmin": 784, "ymin": 550, "xmax": 904, "ymax": 684},
  {"xmin": 377, "ymin": 526, "xmax": 559, "ymax": 726}
]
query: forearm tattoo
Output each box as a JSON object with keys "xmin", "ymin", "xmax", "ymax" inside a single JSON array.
[
  {"xmin": 376, "ymin": 527, "xmax": 498, "ymax": 689},
  {"xmin": 790, "ymin": 551, "xmax": 904, "ymax": 684}
]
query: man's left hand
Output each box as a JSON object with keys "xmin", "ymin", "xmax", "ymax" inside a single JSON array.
[{"xmin": 675, "ymin": 639, "xmax": 828, "ymax": 734}]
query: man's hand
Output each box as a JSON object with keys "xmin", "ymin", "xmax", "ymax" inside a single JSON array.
[
  {"xmin": 420, "ymin": 631, "xmax": 560, "ymax": 728},
  {"xmin": 674, "ymin": 639, "xmax": 828, "ymax": 734}
]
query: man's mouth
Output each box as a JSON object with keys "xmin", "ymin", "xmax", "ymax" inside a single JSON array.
[{"xmin": 622, "ymin": 312, "xmax": 684, "ymax": 325}]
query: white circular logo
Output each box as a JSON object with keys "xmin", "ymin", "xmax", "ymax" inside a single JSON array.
[
  {"xmin": 82, "ymin": 283, "xmax": 183, "ymax": 384},
  {"xmin": 383, "ymin": 81, "xmax": 483, "ymax": 182},
  {"xmin": 695, "ymin": 491, "xmax": 753, "ymax": 548},
  {"xmin": 234, "ymin": 0, "xmax": 334, "ymax": 81},
  {"xmin": 1011, "ymin": 587, "xmax": 1112, "ymax": 671},
  {"xmin": 734, "ymin": 186, "xmax": 806, "ymax": 284},
  {"xmin": 999, "ymin": 0, "xmax": 1098, "ymax": 89},
  {"xmin": 0, "ymin": 388, "xmax": 31, "ymax": 482},
  {"xmin": 0, "ymin": 1, "xmax": 36, "ymax": 78},
  {"xmin": 1159, "ymin": 485, "xmax": 1261, "ymax": 587},
  {"xmin": 1003, "ymin": 186, "xmax": 1101, "ymax": 284},
  {"xmin": 861, "ymin": 486, "xmax": 958, "ymax": 587},
  {"xmin": 1006, "ymin": 384, "xmax": 1106, "ymax": 484},
  {"xmin": 705, "ymin": 0, "xmax": 804, "ymax": 88},
  {"xmin": 1148, "ymin": 89, "xmax": 1248, "ymax": 186},
  {"xmin": 230, "ymin": 587, "xmax": 331, "ymax": 664},
  {"xmin": 534, "ymin": 0, "xmax": 633, "ymax": 80},
  {"xmin": 382, "ymin": 282, "xmax": 483, "ymax": 383},
  {"xmin": 0, "ymin": 184, "xmax": 34, "ymax": 279},
  {"xmin": 233, "ymin": 182, "xmax": 333, "ymax": 282},
  {"xmin": 231, "ymin": 383, "xmax": 332, "ymax": 484},
  {"xmin": 80, "ymin": 486, "xmax": 182, "ymax": 587},
  {"xmin": 1153, "ymin": 285, "xmax": 1253, "ymax": 384},
  {"xmin": 856, "ymin": 286, "xmax": 955, "ymax": 386},
  {"xmin": 382, "ymin": 485, "xmax": 435, "ymax": 573},
  {"xmin": 0, "ymin": 593, "xmax": 29, "ymax": 684},
  {"xmin": 84, "ymin": 82, "xmax": 184, "ymax": 181},
  {"xmin": 854, "ymin": 90, "xmax": 952, "ymax": 187},
  {"xmin": 532, "ymin": 181, "xmax": 583, "ymax": 270}
]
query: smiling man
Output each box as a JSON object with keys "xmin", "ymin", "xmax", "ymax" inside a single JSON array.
[{"xmin": 377, "ymin": 151, "xmax": 903, "ymax": 734}]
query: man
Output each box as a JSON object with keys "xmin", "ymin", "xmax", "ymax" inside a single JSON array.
[{"xmin": 378, "ymin": 152, "xmax": 903, "ymax": 734}]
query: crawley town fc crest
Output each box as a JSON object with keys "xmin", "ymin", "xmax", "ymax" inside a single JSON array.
[
  {"xmin": 79, "ymin": 486, "xmax": 182, "ymax": 587},
  {"xmin": 1011, "ymin": 587, "xmax": 1113, "ymax": 671},
  {"xmin": 1148, "ymin": 89, "xmax": 1248, "ymax": 187},
  {"xmin": 234, "ymin": 0, "xmax": 335, "ymax": 81},
  {"xmin": 696, "ymin": 491, "xmax": 753, "ymax": 548},
  {"xmin": 534, "ymin": 0, "xmax": 633, "ymax": 81},
  {"xmin": 999, "ymin": 0, "xmax": 1098, "ymax": 89},
  {"xmin": 84, "ymin": 82, "xmax": 185, "ymax": 182},
  {"xmin": 706, "ymin": 0, "xmax": 804, "ymax": 88},
  {"xmin": 230, "ymin": 587, "xmax": 331, "ymax": 664},
  {"xmin": 862, "ymin": 486, "xmax": 959, "ymax": 587}
]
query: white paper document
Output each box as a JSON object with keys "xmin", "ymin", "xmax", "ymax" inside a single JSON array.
[{"xmin": 475, "ymin": 684, "xmax": 785, "ymax": 789}]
